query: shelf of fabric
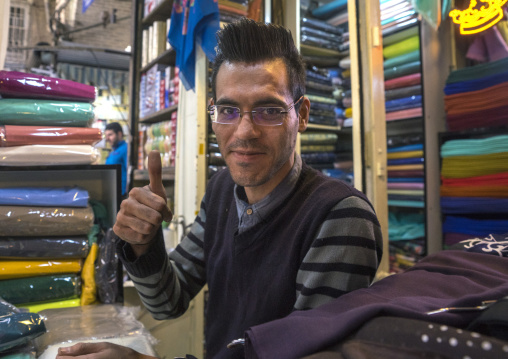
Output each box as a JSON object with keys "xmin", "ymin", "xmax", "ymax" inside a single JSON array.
[
  {"xmin": 139, "ymin": 104, "xmax": 178, "ymax": 124},
  {"xmin": 140, "ymin": 49, "xmax": 176, "ymax": 73}
]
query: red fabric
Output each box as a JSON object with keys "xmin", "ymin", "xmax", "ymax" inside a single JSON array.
[
  {"xmin": 441, "ymin": 172, "xmax": 508, "ymax": 186},
  {"xmin": 384, "ymin": 73, "xmax": 421, "ymax": 90}
]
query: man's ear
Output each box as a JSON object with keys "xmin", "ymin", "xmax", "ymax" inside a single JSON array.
[{"xmin": 298, "ymin": 97, "xmax": 310, "ymax": 133}]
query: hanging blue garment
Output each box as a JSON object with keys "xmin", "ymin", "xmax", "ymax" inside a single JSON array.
[{"xmin": 168, "ymin": 0, "xmax": 220, "ymax": 91}]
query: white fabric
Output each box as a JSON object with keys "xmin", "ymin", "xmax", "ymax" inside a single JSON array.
[{"xmin": 0, "ymin": 145, "xmax": 100, "ymax": 166}]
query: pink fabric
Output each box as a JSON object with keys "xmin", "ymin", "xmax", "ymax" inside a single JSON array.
[
  {"xmin": 466, "ymin": 26, "xmax": 508, "ymax": 63},
  {"xmin": 386, "ymin": 107, "xmax": 422, "ymax": 121},
  {"xmin": 0, "ymin": 71, "xmax": 96, "ymax": 102}
]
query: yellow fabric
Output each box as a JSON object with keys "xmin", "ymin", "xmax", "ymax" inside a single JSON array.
[
  {"xmin": 19, "ymin": 298, "xmax": 81, "ymax": 313},
  {"xmin": 383, "ymin": 35, "xmax": 420, "ymax": 59},
  {"xmin": 441, "ymin": 152, "xmax": 508, "ymax": 178},
  {"xmin": 387, "ymin": 150, "xmax": 424, "ymax": 159},
  {"xmin": 387, "ymin": 164, "xmax": 424, "ymax": 171},
  {"xmin": 344, "ymin": 107, "xmax": 353, "ymax": 118},
  {"xmin": 81, "ymin": 242, "xmax": 98, "ymax": 305},
  {"xmin": 0, "ymin": 259, "xmax": 82, "ymax": 280}
]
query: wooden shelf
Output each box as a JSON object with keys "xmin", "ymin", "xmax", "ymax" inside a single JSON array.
[
  {"xmin": 139, "ymin": 105, "xmax": 178, "ymax": 124},
  {"xmin": 141, "ymin": 49, "xmax": 176, "ymax": 73},
  {"xmin": 141, "ymin": 0, "xmax": 174, "ymax": 26},
  {"xmin": 133, "ymin": 167, "xmax": 175, "ymax": 181}
]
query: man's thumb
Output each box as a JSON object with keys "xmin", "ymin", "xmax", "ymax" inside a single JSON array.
[{"xmin": 148, "ymin": 150, "xmax": 167, "ymax": 201}]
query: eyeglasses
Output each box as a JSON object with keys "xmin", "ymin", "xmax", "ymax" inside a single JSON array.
[{"xmin": 208, "ymin": 96, "xmax": 303, "ymax": 126}]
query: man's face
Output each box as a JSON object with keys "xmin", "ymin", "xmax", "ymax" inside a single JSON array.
[
  {"xmin": 105, "ymin": 129, "xmax": 119, "ymax": 147},
  {"xmin": 212, "ymin": 59, "xmax": 308, "ymax": 202}
]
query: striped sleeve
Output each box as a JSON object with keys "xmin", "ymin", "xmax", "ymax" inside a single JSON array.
[
  {"xmin": 294, "ymin": 195, "xmax": 383, "ymax": 310},
  {"xmin": 127, "ymin": 199, "xmax": 207, "ymax": 320}
]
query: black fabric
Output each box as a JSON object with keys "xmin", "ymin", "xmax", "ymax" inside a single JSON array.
[
  {"xmin": 203, "ymin": 163, "xmax": 370, "ymax": 359},
  {"xmin": 467, "ymin": 296, "xmax": 508, "ymax": 340}
]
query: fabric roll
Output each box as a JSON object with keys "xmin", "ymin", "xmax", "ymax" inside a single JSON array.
[
  {"xmin": 0, "ymin": 259, "xmax": 82, "ymax": 280},
  {"xmin": 382, "ymin": 17, "xmax": 418, "ymax": 37},
  {"xmin": 385, "ymin": 72, "xmax": 421, "ymax": 90},
  {"xmin": 0, "ymin": 99, "xmax": 94, "ymax": 127},
  {"xmin": 382, "ymin": 26, "xmax": 419, "ymax": 47},
  {"xmin": 388, "ymin": 143, "xmax": 423, "ymax": 152},
  {"xmin": 0, "ymin": 205, "xmax": 94, "ymax": 236},
  {"xmin": 300, "ymin": 132, "xmax": 338, "ymax": 145},
  {"xmin": 0, "ymin": 125, "xmax": 102, "ymax": 146},
  {"xmin": 386, "ymin": 107, "xmax": 422, "ymax": 121},
  {"xmin": 0, "ymin": 144, "xmax": 100, "ymax": 166},
  {"xmin": 384, "ymin": 61, "xmax": 421, "ymax": 81},
  {"xmin": 387, "ymin": 157, "xmax": 424, "ymax": 165},
  {"xmin": 440, "ymin": 185, "xmax": 508, "ymax": 198},
  {"xmin": 388, "ymin": 177, "xmax": 423, "ymax": 183},
  {"xmin": 0, "ymin": 274, "xmax": 81, "ymax": 305},
  {"xmin": 300, "ymin": 145, "xmax": 335, "ymax": 153},
  {"xmin": 441, "ymin": 197, "xmax": 508, "ymax": 214},
  {"xmin": 388, "ymin": 170, "xmax": 424, "ymax": 177},
  {"xmin": 387, "ymin": 199, "xmax": 424, "ymax": 208},
  {"xmin": 387, "ymin": 182, "xmax": 424, "ymax": 190},
  {"xmin": 387, "ymin": 150, "xmax": 424, "ymax": 159},
  {"xmin": 0, "ymin": 71, "xmax": 96, "ymax": 102},
  {"xmin": 441, "ymin": 152, "xmax": 508, "ymax": 178},
  {"xmin": 0, "ymin": 187, "xmax": 89, "ymax": 207},
  {"xmin": 311, "ymin": 0, "xmax": 348, "ymax": 20},
  {"xmin": 384, "ymin": 84, "xmax": 421, "ymax": 101},
  {"xmin": 0, "ymin": 308, "xmax": 46, "ymax": 353},
  {"xmin": 441, "ymin": 135, "xmax": 508, "ymax": 157},
  {"xmin": 387, "ymin": 164, "xmax": 424, "ymax": 171},
  {"xmin": 0, "ymin": 236, "xmax": 89, "ymax": 259},
  {"xmin": 19, "ymin": 298, "xmax": 81, "ymax": 313},
  {"xmin": 385, "ymin": 95, "xmax": 422, "ymax": 112},
  {"xmin": 387, "ymin": 189, "xmax": 424, "ymax": 196},
  {"xmin": 383, "ymin": 50, "xmax": 420, "ymax": 70},
  {"xmin": 383, "ymin": 35, "xmax": 420, "ymax": 59}
]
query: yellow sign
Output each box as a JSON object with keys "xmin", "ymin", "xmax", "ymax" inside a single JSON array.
[{"xmin": 449, "ymin": 0, "xmax": 508, "ymax": 34}]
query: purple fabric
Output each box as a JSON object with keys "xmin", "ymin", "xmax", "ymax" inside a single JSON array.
[
  {"xmin": 0, "ymin": 71, "xmax": 96, "ymax": 102},
  {"xmin": 244, "ymin": 250, "xmax": 508, "ymax": 359}
]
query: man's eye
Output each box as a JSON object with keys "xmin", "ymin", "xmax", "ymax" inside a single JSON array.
[
  {"xmin": 260, "ymin": 107, "xmax": 282, "ymax": 115},
  {"xmin": 221, "ymin": 107, "xmax": 237, "ymax": 115}
]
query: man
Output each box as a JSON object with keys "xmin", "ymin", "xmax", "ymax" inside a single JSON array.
[
  {"xmin": 57, "ymin": 18, "xmax": 383, "ymax": 359},
  {"xmin": 104, "ymin": 122, "xmax": 128, "ymax": 197}
]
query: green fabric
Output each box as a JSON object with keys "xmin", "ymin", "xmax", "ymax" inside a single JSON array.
[
  {"xmin": 383, "ymin": 25, "xmax": 419, "ymax": 47},
  {"xmin": 384, "ymin": 61, "xmax": 422, "ymax": 81},
  {"xmin": 446, "ymin": 57, "xmax": 508, "ymax": 84},
  {"xmin": 0, "ymin": 274, "xmax": 80, "ymax": 305},
  {"xmin": 383, "ymin": 35, "xmax": 420, "ymax": 59},
  {"xmin": 389, "ymin": 210, "xmax": 425, "ymax": 241},
  {"xmin": 0, "ymin": 99, "xmax": 94, "ymax": 127},
  {"xmin": 384, "ymin": 50, "xmax": 420, "ymax": 69},
  {"xmin": 411, "ymin": 0, "xmax": 441, "ymax": 29}
]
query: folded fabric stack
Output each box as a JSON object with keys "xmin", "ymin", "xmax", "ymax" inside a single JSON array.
[
  {"xmin": 218, "ymin": 0, "xmax": 248, "ymax": 23},
  {"xmin": 440, "ymin": 134, "xmax": 508, "ymax": 247},
  {"xmin": 0, "ymin": 187, "xmax": 95, "ymax": 312},
  {"xmin": 0, "ymin": 71, "xmax": 101, "ymax": 166},
  {"xmin": 139, "ymin": 116, "xmax": 177, "ymax": 170},
  {"xmin": 443, "ymin": 56, "xmax": 508, "ymax": 131}
]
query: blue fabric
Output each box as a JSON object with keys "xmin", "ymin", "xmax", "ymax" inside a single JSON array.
[
  {"xmin": 443, "ymin": 215, "xmax": 508, "ymax": 236},
  {"xmin": 387, "ymin": 143, "xmax": 424, "ymax": 152},
  {"xmin": 311, "ymin": 0, "xmax": 348, "ymax": 20},
  {"xmin": 385, "ymin": 95, "xmax": 422, "ymax": 112},
  {"xmin": 168, "ymin": 0, "xmax": 220, "ymax": 91},
  {"xmin": 388, "ymin": 157, "xmax": 424, "ymax": 165},
  {"xmin": 441, "ymin": 197, "xmax": 508, "ymax": 214},
  {"xmin": 105, "ymin": 140, "xmax": 128, "ymax": 195},
  {"xmin": 444, "ymin": 71, "xmax": 508, "ymax": 95},
  {"xmin": 0, "ymin": 187, "xmax": 89, "ymax": 207}
]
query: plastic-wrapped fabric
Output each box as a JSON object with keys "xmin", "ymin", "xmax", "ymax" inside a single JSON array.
[
  {"xmin": 34, "ymin": 305, "xmax": 157, "ymax": 358},
  {"xmin": 383, "ymin": 50, "xmax": 420, "ymax": 70},
  {"xmin": 384, "ymin": 61, "xmax": 421, "ymax": 81},
  {"xmin": 19, "ymin": 298, "xmax": 80, "ymax": 313},
  {"xmin": 0, "ymin": 145, "xmax": 100, "ymax": 166},
  {"xmin": 0, "ymin": 125, "xmax": 102, "ymax": 146},
  {"xmin": 385, "ymin": 84, "xmax": 421, "ymax": 101},
  {"xmin": 0, "ymin": 236, "xmax": 89, "ymax": 259},
  {"xmin": 0, "ymin": 71, "xmax": 96, "ymax": 102},
  {"xmin": 95, "ymin": 228, "xmax": 120, "ymax": 304},
  {"xmin": 0, "ymin": 259, "xmax": 82, "ymax": 280},
  {"xmin": 311, "ymin": 0, "xmax": 347, "ymax": 20},
  {"xmin": 0, "ymin": 187, "xmax": 89, "ymax": 207},
  {"xmin": 386, "ymin": 107, "xmax": 422, "ymax": 121},
  {"xmin": 382, "ymin": 25, "xmax": 418, "ymax": 47},
  {"xmin": 385, "ymin": 94, "xmax": 422, "ymax": 112},
  {"xmin": 81, "ymin": 243, "xmax": 98, "ymax": 305},
  {"xmin": 0, "ymin": 298, "xmax": 46, "ymax": 353},
  {"xmin": 0, "ymin": 205, "xmax": 94, "ymax": 236},
  {"xmin": 0, "ymin": 99, "xmax": 94, "ymax": 127},
  {"xmin": 0, "ymin": 274, "xmax": 81, "ymax": 305},
  {"xmin": 383, "ymin": 35, "xmax": 420, "ymax": 59},
  {"xmin": 385, "ymin": 72, "xmax": 421, "ymax": 90}
]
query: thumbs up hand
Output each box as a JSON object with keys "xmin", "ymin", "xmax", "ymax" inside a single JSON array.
[{"xmin": 113, "ymin": 150, "xmax": 173, "ymax": 257}]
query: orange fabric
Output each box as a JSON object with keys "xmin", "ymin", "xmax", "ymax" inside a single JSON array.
[
  {"xmin": 444, "ymin": 81, "xmax": 508, "ymax": 115},
  {"xmin": 440, "ymin": 185, "xmax": 508, "ymax": 198}
]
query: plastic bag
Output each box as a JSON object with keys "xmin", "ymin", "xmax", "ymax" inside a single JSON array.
[
  {"xmin": 95, "ymin": 228, "xmax": 120, "ymax": 304},
  {"xmin": 0, "ymin": 236, "xmax": 89, "ymax": 259},
  {"xmin": 0, "ymin": 145, "xmax": 101, "ymax": 166},
  {"xmin": 0, "ymin": 297, "xmax": 46, "ymax": 353},
  {"xmin": 0, "ymin": 187, "xmax": 89, "ymax": 207}
]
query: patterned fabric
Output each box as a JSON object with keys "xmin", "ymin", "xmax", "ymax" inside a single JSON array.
[{"xmin": 458, "ymin": 233, "xmax": 508, "ymax": 257}]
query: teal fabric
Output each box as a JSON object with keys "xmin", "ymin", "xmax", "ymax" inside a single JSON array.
[
  {"xmin": 446, "ymin": 57, "xmax": 508, "ymax": 84},
  {"xmin": 440, "ymin": 135, "xmax": 508, "ymax": 157},
  {"xmin": 389, "ymin": 210, "xmax": 425, "ymax": 240},
  {"xmin": 384, "ymin": 61, "xmax": 422, "ymax": 80},
  {"xmin": 0, "ymin": 99, "xmax": 94, "ymax": 127},
  {"xmin": 384, "ymin": 50, "xmax": 420, "ymax": 69}
]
